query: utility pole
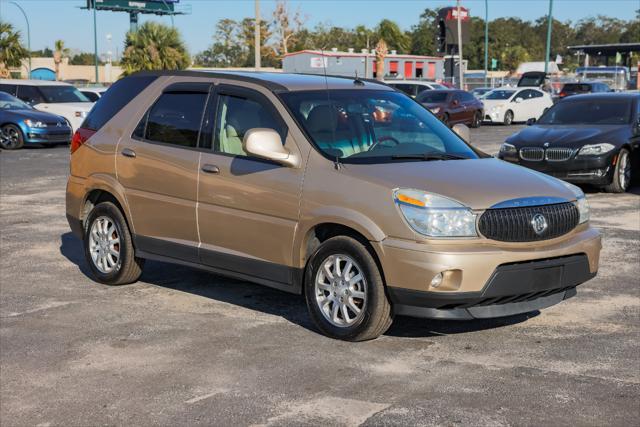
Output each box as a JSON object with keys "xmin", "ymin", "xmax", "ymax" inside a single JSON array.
[
  {"xmin": 484, "ymin": 0, "xmax": 489, "ymax": 87},
  {"xmin": 92, "ymin": 0, "xmax": 99, "ymax": 83},
  {"xmin": 254, "ymin": 0, "xmax": 261, "ymax": 70},
  {"xmin": 456, "ymin": 0, "xmax": 464, "ymax": 89},
  {"xmin": 544, "ymin": 0, "xmax": 553, "ymax": 74},
  {"xmin": 9, "ymin": 1, "xmax": 30, "ymax": 78}
]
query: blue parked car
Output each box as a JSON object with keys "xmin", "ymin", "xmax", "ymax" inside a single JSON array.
[{"xmin": 0, "ymin": 91, "xmax": 72, "ymax": 150}]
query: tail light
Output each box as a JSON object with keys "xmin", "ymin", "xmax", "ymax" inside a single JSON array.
[
  {"xmin": 559, "ymin": 91, "xmax": 567, "ymax": 98},
  {"xmin": 70, "ymin": 128, "xmax": 96, "ymax": 154}
]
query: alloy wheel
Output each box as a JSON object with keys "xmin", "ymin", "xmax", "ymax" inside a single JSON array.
[
  {"xmin": 89, "ymin": 216, "xmax": 121, "ymax": 274},
  {"xmin": 619, "ymin": 150, "xmax": 631, "ymax": 190},
  {"xmin": 314, "ymin": 254, "xmax": 367, "ymax": 327},
  {"xmin": 1, "ymin": 127, "xmax": 20, "ymax": 149}
]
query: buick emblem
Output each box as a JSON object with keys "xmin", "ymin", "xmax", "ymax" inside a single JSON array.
[
  {"xmin": 531, "ymin": 213, "xmax": 548, "ymax": 235},
  {"xmin": 543, "ymin": 142, "xmax": 550, "ymax": 148}
]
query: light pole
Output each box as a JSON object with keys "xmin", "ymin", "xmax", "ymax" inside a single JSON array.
[
  {"xmin": 254, "ymin": 0, "xmax": 261, "ymax": 70},
  {"xmin": 9, "ymin": 1, "xmax": 30, "ymax": 78},
  {"xmin": 92, "ymin": 0, "xmax": 99, "ymax": 83},
  {"xmin": 484, "ymin": 0, "xmax": 489, "ymax": 87},
  {"xmin": 456, "ymin": 0, "xmax": 464, "ymax": 89},
  {"xmin": 544, "ymin": 0, "xmax": 553, "ymax": 74}
]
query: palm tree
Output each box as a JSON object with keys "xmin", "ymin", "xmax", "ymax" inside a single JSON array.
[
  {"xmin": 0, "ymin": 22, "xmax": 29, "ymax": 78},
  {"xmin": 121, "ymin": 22, "xmax": 190, "ymax": 76},
  {"xmin": 375, "ymin": 39, "xmax": 388, "ymax": 81},
  {"xmin": 53, "ymin": 40, "xmax": 70, "ymax": 80}
]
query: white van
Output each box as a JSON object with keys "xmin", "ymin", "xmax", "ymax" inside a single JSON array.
[{"xmin": 0, "ymin": 79, "xmax": 94, "ymax": 131}]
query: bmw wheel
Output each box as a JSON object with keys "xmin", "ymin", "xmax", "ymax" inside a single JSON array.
[
  {"xmin": 604, "ymin": 148, "xmax": 632, "ymax": 193},
  {"xmin": 305, "ymin": 236, "xmax": 392, "ymax": 341}
]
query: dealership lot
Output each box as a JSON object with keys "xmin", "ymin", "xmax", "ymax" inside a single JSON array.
[{"xmin": 1, "ymin": 126, "xmax": 638, "ymax": 425}]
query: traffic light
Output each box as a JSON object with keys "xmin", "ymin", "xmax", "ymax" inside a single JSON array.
[{"xmin": 436, "ymin": 19, "xmax": 447, "ymax": 54}]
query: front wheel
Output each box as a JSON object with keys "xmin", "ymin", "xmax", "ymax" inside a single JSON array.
[
  {"xmin": 83, "ymin": 201, "xmax": 144, "ymax": 285},
  {"xmin": 503, "ymin": 110, "xmax": 514, "ymax": 126},
  {"xmin": 603, "ymin": 148, "xmax": 632, "ymax": 193},
  {"xmin": 304, "ymin": 236, "xmax": 393, "ymax": 341},
  {"xmin": 470, "ymin": 111, "xmax": 482, "ymax": 128},
  {"xmin": 1, "ymin": 124, "xmax": 24, "ymax": 150}
]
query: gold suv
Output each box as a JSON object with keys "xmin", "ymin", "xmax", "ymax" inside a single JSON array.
[{"xmin": 66, "ymin": 71, "xmax": 602, "ymax": 341}]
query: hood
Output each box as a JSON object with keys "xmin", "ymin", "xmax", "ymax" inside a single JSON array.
[
  {"xmin": 2, "ymin": 109, "xmax": 66, "ymax": 123},
  {"xmin": 343, "ymin": 158, "xmax": 575, "ymax": 210},
  {"xmin": 482, "ymin": 99, "xmax": 509, "ymax": 109},
  {"xmin": 34, "ymin": 102, "xmax": 93, "ymax": 112},
  {"xmin": 507, "ymin": 124, "xmax": 628, "ymax": 148}
]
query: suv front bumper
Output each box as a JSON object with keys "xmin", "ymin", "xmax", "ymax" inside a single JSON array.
[{"xmin": 376, "ymin": 226, "xmax": 601, "ymax": 319}]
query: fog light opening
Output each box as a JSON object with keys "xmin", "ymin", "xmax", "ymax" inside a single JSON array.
[{"xmin": 430, "ymin": 272, "xmax": 444, "ymax": 288}]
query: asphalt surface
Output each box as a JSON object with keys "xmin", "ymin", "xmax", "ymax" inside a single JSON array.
[{"xmin": 1, "ymin": 125, "xmax": 639, "ymax": 426}]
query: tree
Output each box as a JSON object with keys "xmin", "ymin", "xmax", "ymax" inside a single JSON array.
[
  {"xmin": 501, "ymin": 45, "xmax": 530, "ymax": 72},
  {"xmin": 240, "ymin": 17, "xmax": 277, "ymax": 67},
  {"xmin": 0, "ymin": 22, "xmax": 28, "ymax": 78},
  {"xmin": 272, "ymin": 0, "xmax": 306, "ymax": 57},
  {"xmin": 53, "ymin": 40, "xmax": 70, "ymax": 80},
  {"xmin": 375, "ymin": 19, "xmax": 410, "ymax": 53},
  {"xmin": 121, "ymin": 21, "xmax": 190, "ymax": 76},
  {"xmin": 70, "ymin": 52, "xmax": 103, "ymax": 66},
  {"xmin": 375, "ymin": 39, "xmax": 388, "ymax": 80},
  {"xmin": 409, "ymin": 9, "xmax": 438, "ymax": 56},
  {"xmin": 194, "ymin": 19, "xmax": 246, "ymax": 67}
]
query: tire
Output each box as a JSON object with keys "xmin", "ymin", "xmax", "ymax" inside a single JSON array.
[
  {"xmin": 83, "ymin": 201, "xmax": 144, "ymax": 285},
  {"xmin": 503, "ymin": 110, "xmax": 514, "ymax": 126},
  {"xmin": 470, "ymin": 111, "xmax": 482, "ymax": 128},
  {"xmin": 304, "ymin": 236, "xmax": 393, "ymax": 341},
  {"xmin": 442, "ymin": 113, "xmax": 450, "ymax": 127},
  {"xmin": 603, "ymin": 148, "xmax": 631, "ymax": 193},
  {"xmin": 1, "ymin": 124, "xmax": 25, "ymax": 150}
]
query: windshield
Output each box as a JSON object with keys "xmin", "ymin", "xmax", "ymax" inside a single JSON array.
[
  {"xmin": 484, "ymin": 90, "xmax": 515, "ymax": 100},
  {"xmin": 562, "ymin": 84, "xmax": 591, "ymax": 93},
  {"xmin": 430, "ymin": 83, "xmax": 448, "ymax": 90},
  {"xmin": 0, "ymin": 93, "xmax": 32, "ymax": 110},
  {"xmin": 538, "ymin": 99, "xmax": 632, "ymax": 125},
  {"xmin": 38, "ymin": 86, "xmax": 90, "ymax": 103},
  {"xmin": 279, "ymin": 90, "xmax": 479, "ymax": 163},
  {"xmin": 416, "ymin": 91, "xmax": 448, "ymax": 103}
]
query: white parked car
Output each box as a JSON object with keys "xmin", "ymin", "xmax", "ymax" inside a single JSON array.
[
  {"xmin": 482, "ymin": 87, "xmax": 553, "ymax": 125},
  {"xmin": 0, "ymin": 79, "xmax": 94, "ymax": 131},
  {"xmin": 80, "ymin": 87, "xmax": 108, "ymax": 102},
  {"xmin": 385, "ymin": 80, "xmax": 449, "ymax": 98}
]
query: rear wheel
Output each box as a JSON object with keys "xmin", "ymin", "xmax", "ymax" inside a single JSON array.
[
  {"xmin": 503, "ymin": 110, "xmax": 514, "ymax": 126},
  {"xmin": 470, "ymin": 111, "xmax": 482, "ymax": 128},
  {"xmin": 83, "ymin": 202, "xmax": 144, "ymax": 285},
  {"xmin": 1, "ymin": 124, "xmax": 24, "ymax": 150},
  {"xmin": 603, "ymin": 148, "xmax": 631, "ymax": 193},
  {"xmin": 305, "ymin": 236, "xmax": 392, "ymax": 341}
]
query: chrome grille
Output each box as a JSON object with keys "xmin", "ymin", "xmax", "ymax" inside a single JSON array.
[
  {"xmin": 479, "ymin": 202, "xmax": 580, "ymax": 242},
  {"xmin": 519, "ymin": 147, "xmax": 544, "ymax": 161},
  {"xmin": 545, "ymin": 147, "xmax": 575, "ymax": 161}
]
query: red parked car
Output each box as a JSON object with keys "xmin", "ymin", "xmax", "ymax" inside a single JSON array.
[{"xmin": 416, "ymin": 89, "xmax": 484, "ymax": 128}]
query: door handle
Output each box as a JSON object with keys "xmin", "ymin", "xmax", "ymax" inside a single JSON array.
[
  {"xmin": 201, "ymin": 164, "xmax": 220, "ymax": 174},
  {"xmin": 121, "ymin": 148, "xmax": 136, "ymax": 158}
]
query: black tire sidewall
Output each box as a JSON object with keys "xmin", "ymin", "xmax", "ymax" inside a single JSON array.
[
  {"xmin": 1, "ymin": 124, "xmax": 24, "ymax": 150},
  {"xmin": 504, "ymin": 111, "xmax": 513, "ymax": 125},
  {"xmin": 304, "ymin": 237, "xmax": 388, "ymax": 341},
  {"xmin": 83, "ymin": 202, "xmax": 132, "ymax": 284},
  {"xmin": 610, "ymin": 148, "xmax": 631, "ymax": 193}
]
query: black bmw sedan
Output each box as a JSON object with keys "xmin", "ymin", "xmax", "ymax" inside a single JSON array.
[{"xmin": 498, "ymin": 93, "xmax": 639, "ymax": 193}]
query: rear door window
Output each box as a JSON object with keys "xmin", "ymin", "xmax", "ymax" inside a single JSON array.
[
  {"xmin": 137, "ymin": 92, "xmax": 209, "ymax": 148},
  {"xmin": 16, "ymin": 86, "xmax": 45, "ymax": 104}
]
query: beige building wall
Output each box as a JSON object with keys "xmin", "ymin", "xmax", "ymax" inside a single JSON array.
[{"xmin": 15, "ymin": 57, "xmax": 122, "ymax": 83}]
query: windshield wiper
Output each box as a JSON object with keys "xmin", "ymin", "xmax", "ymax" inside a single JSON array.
[{"xmin": 391, "ymin": 153, "xmax": 468, "ymax": 161}]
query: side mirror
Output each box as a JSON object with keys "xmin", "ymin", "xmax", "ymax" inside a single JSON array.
[
  {"xmin": 242, "ymin": 128, "xmax": 298, "ymax": 167},
  {"xmin": 526, "ymin": 118, "xmax": 537, "ymax": 126},
  {"xmin": 452, "ymin": 123, "xmax": 470, "ymax": 142},
  {"xmin": 514, "ymin": 97, "xmax": 524, "ymax": 103}
]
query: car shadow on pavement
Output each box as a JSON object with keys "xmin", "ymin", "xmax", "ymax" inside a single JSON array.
[{"xmin": 60, "ymin": 232, "xmax": 535, "ymax": 339}]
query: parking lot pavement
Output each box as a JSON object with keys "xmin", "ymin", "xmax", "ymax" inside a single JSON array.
[{"xmin": 1, "ymin": 136, "xmax": 638, "ymax": 426}]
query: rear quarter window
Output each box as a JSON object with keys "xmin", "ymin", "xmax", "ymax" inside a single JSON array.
[{"xmin": 82, "ymin": 75, "xmax": 158, "ymax": 131}]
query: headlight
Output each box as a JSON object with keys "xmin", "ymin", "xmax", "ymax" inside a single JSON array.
[
  {"xmin": 578, "ymin": 143, "xmax": 615, "ymax": 156},
  {"xmin": 24, "ymin": 119, "xmax": 47, "ymax": 128},
  {"xmin": 491, "ymin": 105, "xmax": 503, "ymax": 112},
  {"xmin": 561, "ymin": 181, "xmax": 589, "ymax": 224},
  {"xmin": 430, "ymin": 107, "xmax": 441, "ymax": 114},
  {"xmin": 394, "ymin": 189, "xmax": 477, "ymax": 237},
  {"xmin": 500, "ymin": 143, "xmax": 517, "ymax": 155},
  {"xmin": 75, "ymin": 111, "xmax": 88, "ymax": 118}
]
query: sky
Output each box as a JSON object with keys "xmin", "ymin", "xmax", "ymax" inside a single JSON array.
[{"xmin": 1, "ymin": 0, "xmax": 638, "ymax": 58}]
